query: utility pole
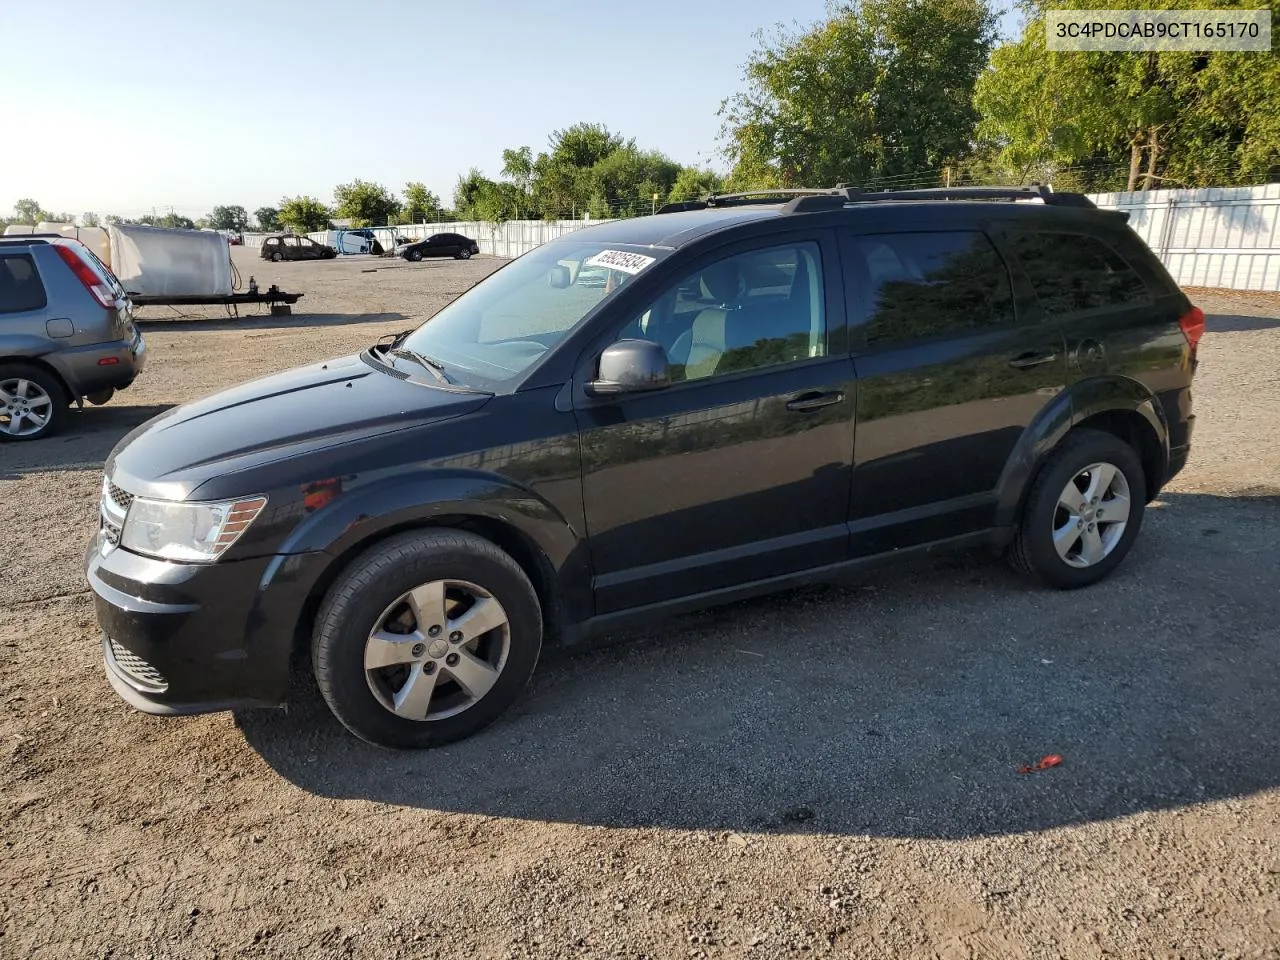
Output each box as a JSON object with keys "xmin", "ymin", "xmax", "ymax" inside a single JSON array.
[{"xmin": 945, "ymin": 167, "xmax": 952, "ymax": 188}]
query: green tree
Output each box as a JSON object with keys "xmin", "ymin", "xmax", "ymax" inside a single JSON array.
[
  {"xmin": 975, "ymin": 0, "xmax": 1280, "ymax": 190},
  {"xmin": 254, "ymin": 207, "xmax": 281, "ymax": 232},
  {"xmin": 530, "ymin": 123, "xmax": 632, "ymax": 218},
  {"xmin": 501, "ymin": 146, "xmax": 535, "ymax": 193},
  {"xmin": 81, "ymin": 212, "xmax": 101, "ymax": 227},
  {"xmin": 589, "ymin": 146, "xmax": 683, "ymax": 217},
  {"xmin": 277, "ymin": 196, "xmax": 332, "ymax": 233},
  {"xmin": 401, "ymin": 182, "xmax": 443, "ymax": 223},
  {"xmin": 138, "ymin": 213, "xmax": 196, "ymax": 229},
  {"xmin": 208, "ymin": 204, "xmax": 249, "ymax": 231},
  {"xmin": 667, "ymin": 166, "xmax": 725, "ymax": 203},
  {"xmin": 13, "ymin": 199, "xmax": 44, "ymax": 224},
  {"xmin": 719, "ymin": 0, "xmax": 998, "ymax": 188},
  {"xmin": 454, "ymin": 169, "xmax": 523, "ymax": 223},
  {"xmin": 332, "ymin": 179, "xmax": 401, "ymax": 227}
]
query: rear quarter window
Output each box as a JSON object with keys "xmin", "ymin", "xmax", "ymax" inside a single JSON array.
[
  {"xmin": 1010, "ymin": 231, "xmax": 1151, "ymax": 315},
  {"xmin": 0, "ymin": 254, "xmax": 48, "ymax": 313}
]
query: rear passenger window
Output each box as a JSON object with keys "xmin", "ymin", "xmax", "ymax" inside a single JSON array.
[
  {"xmin": 0, "ymin": 255, "xmax": 48, "ymax": 313},
  {"xmin": 846, "ymin": 231, "xmax": 1014, "ymax": 346},
  {"xmin": 1010, "ymin": 231, "xmax": 1150, "ymax": 315}
]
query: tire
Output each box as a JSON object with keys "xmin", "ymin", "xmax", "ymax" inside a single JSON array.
[
  {"xmin": 406, "ymin": 249, "xmax": 423, "ymax": 262},
  {"xmin": 1008, "ymin": 428, "xmax": 1146, "ymax": 589},
  {"xmin": 312, "ymin": 529, "xmax": 543, "ymax": 748},
  {"xmin": 457, "ymin": 248, "xmax": 472, "ymax": 260},
  {"xmin": 0, "ymin": 363, "xmax": 67, "ymax": 442},
  {"xmin": 86, "ymin": 387, "xmax": 115, "ymax": 406},
  {"xmin": 270, "ymin": 251, "xmax": 283, "ymax": 262}
]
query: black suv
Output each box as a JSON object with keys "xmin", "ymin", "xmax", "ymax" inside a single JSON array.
[{"xmin": 86, "ymin": 185, "xmax": 1201, "ymax": 748}]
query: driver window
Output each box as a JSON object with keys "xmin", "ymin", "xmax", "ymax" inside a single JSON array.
[{"xmin": 615, "ymin": 242, "xmax": 826, "ymax": 382}]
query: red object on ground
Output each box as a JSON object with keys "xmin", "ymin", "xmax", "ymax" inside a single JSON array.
[{"xmin": 1018, "ymin": 754, "xmax": 1063, "ymax": 774}]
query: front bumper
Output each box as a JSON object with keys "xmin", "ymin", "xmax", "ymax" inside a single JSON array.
[{"xmin": 86, "ymin": 532, "xmax": 328, "ymax": 715}]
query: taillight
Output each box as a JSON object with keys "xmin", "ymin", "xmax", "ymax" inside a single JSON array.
[
  {"xmin": 53, "ymin": 245, "xmax": 116, "ymax": 309},
  {"xmin": 1178, "ymin": 305, "xmax": 1205, "ymax": 356}
]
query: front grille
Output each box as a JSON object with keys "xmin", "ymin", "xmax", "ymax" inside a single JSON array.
[
  {"xmin": 107, "ymin": 638, "xmax": 168, "ymax": 692},
  {"xmin": 102, "ymin": 518, "xmax": 122, "ymax": 546},
  {"xmin": 106, "ymin": 482, "xmax": 134, "ymax": 512}
]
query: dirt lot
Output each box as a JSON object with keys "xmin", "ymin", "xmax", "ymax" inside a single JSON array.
[{"xmin": 2, "ymin": 249, "xmax": 1278, "ymax": 959}]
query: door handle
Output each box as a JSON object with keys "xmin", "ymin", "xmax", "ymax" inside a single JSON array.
[
  {"xmin": 786, "ymin": 390, "xmax": 844, "ymax": 413},
  {"xmin": 1007, "ymin": 350, "xmax": 1058, "ymax": 369}
]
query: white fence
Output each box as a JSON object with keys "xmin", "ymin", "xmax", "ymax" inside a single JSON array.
[
  {"xmin": 1089, "ymin": 184, "xmax": 1280, "ymax": 291},
  {"xmin": 241, "ymin": 185, "xmax": 1280, "ymax": 291}
]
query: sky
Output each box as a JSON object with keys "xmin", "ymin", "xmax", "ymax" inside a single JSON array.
[{"xmin": 0, "ymin": 0, "xmax": 1024, "ymax": 221}]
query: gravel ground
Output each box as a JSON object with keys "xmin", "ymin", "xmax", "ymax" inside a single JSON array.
[{"xmin": 1, "ymin": 250, "xmax": 1277, "ymax": 959}]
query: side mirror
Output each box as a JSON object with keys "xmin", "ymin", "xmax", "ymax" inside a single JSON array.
[
  {"xmin": 548, "ymin": 265, "xmax": 571, "ymax": 288},
  {"xmin": 586, "ymin": 339, "xmax": 671, "ymax": 397}
]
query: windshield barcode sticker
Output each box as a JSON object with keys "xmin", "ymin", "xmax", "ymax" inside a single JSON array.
[{"xmin": 584, "ymin": 250, "xmax": 656, "ymax": 275}]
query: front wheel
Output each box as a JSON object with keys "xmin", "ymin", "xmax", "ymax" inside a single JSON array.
[
  {"xmin": 1008, "ymin": 428, "xmax": 1146, "ymax": 589},
  {"xmin": 406, "ymin": 249, "xmax": 423, "ymax": 262},
  {"xmin": 312, "ymin": 530, "xmax": 543, "ymax": 748}
]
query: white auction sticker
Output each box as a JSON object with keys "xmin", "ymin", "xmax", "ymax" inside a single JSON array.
[{"xmin": 584, "ymin": 249, "xmax": 656, "ymax": 275}]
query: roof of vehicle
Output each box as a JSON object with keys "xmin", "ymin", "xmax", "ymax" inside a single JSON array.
[
  {"xmin": 557, "ymin": 185, "xmax": 1122, "ymax": 251},
  {"xmin": 0, "ymin": 235, "xmax": 94, "ymax": 250}
]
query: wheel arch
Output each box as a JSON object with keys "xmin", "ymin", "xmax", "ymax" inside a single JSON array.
[
  {"xmin": 283, "ymin": 475, "xmax": 587, "ymax": 662},
  {"xmin": 996, "ymin": 375, "xmax": 1171, "ymax": 529},
  {"xmin": 0, "ymin": 353, "xmax": 76, "ymax": 402}
]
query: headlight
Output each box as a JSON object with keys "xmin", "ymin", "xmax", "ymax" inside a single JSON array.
[{"xmin": 120, "ymin": 495, "xmax": 268, "ymax": 562}]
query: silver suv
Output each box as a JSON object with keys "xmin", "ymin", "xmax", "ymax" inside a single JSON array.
[{"xmin": 0, "ymin": 236, "xmax": 146, "ymax": 441}]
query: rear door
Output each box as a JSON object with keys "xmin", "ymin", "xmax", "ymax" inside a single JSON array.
[{"xmin": 837, "ymin": 227, "xmax": 1067, "ymax": 553}]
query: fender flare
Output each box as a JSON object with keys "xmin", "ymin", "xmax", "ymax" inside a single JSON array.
[{"xmin": 994, "ymin": 376, "xmax": 1170, "ymax": 528}]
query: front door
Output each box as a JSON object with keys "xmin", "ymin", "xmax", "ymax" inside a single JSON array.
[
  {"xmin": 837, "ymin": 227, "xmax": 1068, "ymax": 554},
  {"xmin": 574, "ymin": 235, "xmax": 855, "ymax": 614}
]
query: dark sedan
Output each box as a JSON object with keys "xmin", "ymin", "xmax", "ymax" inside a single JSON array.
[
  {"xmin": 260, "ymin": 235, "xmax": 337, "ymax": 262},
  {"xmin": 399, "ymin": 233, "xmax": 480, "ymax": 262}
]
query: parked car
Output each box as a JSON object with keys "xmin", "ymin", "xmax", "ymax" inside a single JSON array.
[
  {"xmin": 260, "ymin": 235, "xmax": 337, "ymax": 262},
  {"xmin": 1, "ymin": 236, "xmax": 146, "ymax": 441},
  {"xmin": 87, "ymin": 185, "xmax": 1201, "ymax": 748},
  {"xmin": 399, "ymin": 233, "xmax": 480, "ymax": 261}
]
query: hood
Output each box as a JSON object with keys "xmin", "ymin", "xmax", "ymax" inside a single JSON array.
[{"xmin": 107, "ymin": 353, "xmax": 491, "ymax": 499}]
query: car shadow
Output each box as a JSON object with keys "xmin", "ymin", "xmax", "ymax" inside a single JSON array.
[
  {"xmin": 0, "ymin": 403, "xmax": 175, "ymax": 478},
  {"xmin": 237, "ymin": 490, "xmax": 1280, "ymax": 839},
  {"xmin": 133, "ymin": 311, "xmax": 410, "ymax": 333},
  {"xmin": 1206, "ymin": 312, "xmax": 1280, "ymax": 333}
]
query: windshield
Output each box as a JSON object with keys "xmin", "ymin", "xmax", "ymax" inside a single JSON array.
[{"xmin": 394, "ymin": 240, "xmax": 664, "ymax": 389}]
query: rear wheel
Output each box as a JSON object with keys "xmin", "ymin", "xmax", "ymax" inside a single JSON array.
[
  {"xmin": 0, "ymin": 363, "xmax": 66, "ymax": 442},
  {"xmin": 1009, "ymin": 428, "xmax": 1146, "ymax": 588},
  {"xmin": 270, "ymin": 251, "xmax": 283, "ymax": 262},
  {"xmin": 457, "ymin": 248, "xmax": 472, "ymax": 260},
  {"xmin": 312, "ymin": 530, "xmax": 542, "ymax": 748}
]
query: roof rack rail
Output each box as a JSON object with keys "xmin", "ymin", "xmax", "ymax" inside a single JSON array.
[
  {"xmin": 657, "ymin": 183, "xmax": 1097, "ymax": 216},
  {"xmin": 655, "ymin": 200, "xmax": 709, "ymax": 214}
]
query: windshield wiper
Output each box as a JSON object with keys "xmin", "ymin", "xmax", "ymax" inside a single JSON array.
[{"xmin": 390, "ymin": 347, "xmax": 451, "ymax": 383}]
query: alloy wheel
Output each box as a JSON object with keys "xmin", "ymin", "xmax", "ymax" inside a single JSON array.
[
  {"xmin": 0, "ymin": 377, "xmax": 54, "ymax": 438},
  {"xmin": 364, "ymin": 579, "xmax": 510, "ymax": 721},
  {"xmin": 1052, "ymin": 461, "xmax": 1131, "ymax": 568}
]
